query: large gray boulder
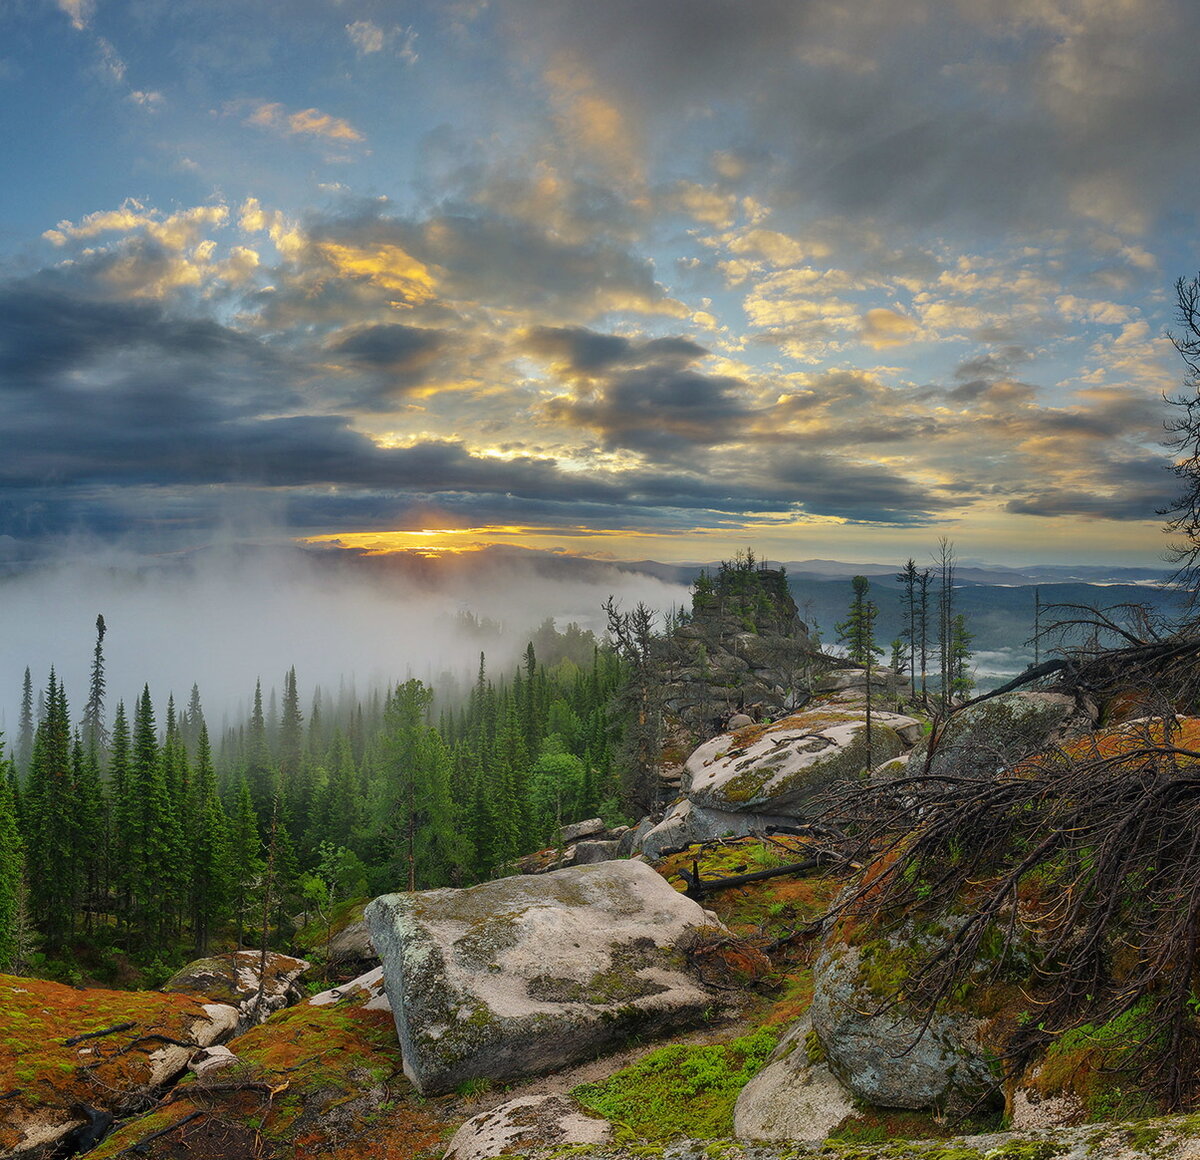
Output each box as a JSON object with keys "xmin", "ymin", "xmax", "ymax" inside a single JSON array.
[
  {"xmin": 809, "ymin": 939, "xmax": 1002, "ymax": 1115},
  {"xmin": 637, "ymin": 799, "xmax": 799, "ymax": 859},
  {"xmin": 684, "ymin": 709, "xmax": 920, "ymax": 816},
  {"xmin": 909, "ymin": 691, "xmax": 1096, "ymax": 779},
  {"xmin": 365, "ymin": 860, "xmax": 722, "ymax": 1095}
]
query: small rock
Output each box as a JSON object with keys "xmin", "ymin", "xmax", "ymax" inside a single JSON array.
[
  {"xmin": 572, "ymin": 840, "xmax": 622, "ymax": 865},
  {"xmin": 444, "ymin": 1094, "xmax": 611, "ymax": 1160},
  {"xmin": 560, "ymin": 817, "xmax": 607, "ymax": 844},
  {"xmin": 190, "ymin": 1044, "xmax": 240, "ymax": 1078}
]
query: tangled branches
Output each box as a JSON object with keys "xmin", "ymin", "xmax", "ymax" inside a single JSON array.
[{"xmin": 822, "ymin": 715, "xmax": 1200, "ymax": 1111}]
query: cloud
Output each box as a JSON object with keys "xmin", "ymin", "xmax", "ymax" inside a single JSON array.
[
  {"xmin": 346, "ymin": 20, "xmax": 419, "ymax": 62},
  {"xmin": 56, "ymin": 0, "xmax": 93, "ymax": 31},
  {"xmin": 245, "ymin": 101, "xmax": 364, "ymax": 143},
  {"xmin": 861, "ymin": 307, "xmax": 919, "ymax": 348}
]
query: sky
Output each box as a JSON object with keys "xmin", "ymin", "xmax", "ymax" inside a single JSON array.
[{"xmin": 4, "ymin": 0, "xmax": 1200, "ymax": 568}]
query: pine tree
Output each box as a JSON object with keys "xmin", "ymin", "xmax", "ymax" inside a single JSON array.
[
  {"xmin": 108, "ymin": 701, "xmax": 132, "ymax": 932},
  {"xmin": 245, "ymin": 679, "xmax": 276, "ymax": 820},
  {"xmin": 836, "ymin": 576, "xmax": 883, "ymax": 667},
  {"xmin": 228, "ymin": 779, "xmax": 264, "ymax": 947},
  {"xmin": 950, "ymin": 613, "xmax": 975, "ymax": 700}
]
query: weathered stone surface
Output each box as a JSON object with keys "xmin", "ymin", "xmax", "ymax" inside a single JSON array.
[
  {"xmin": 638, "ymin": 799, "xmax": 800, "ymax": 860},
  {"xmin": 445, "ymin": 1095, "xmax": 612, "ymax": 1160},
  {"xmin": 573, "ymin": 839, "xmax": 623, "ymax": 865},
  {"xmin": 365, "ymin": 860, "xmax": 722, "ymax": 1095},
  {"xmin": 733, "ymin": 1016, "xmax": 855, "ymax": 1142},
  {"xmin": 307, "ymin": 964, "xmax": 391, "ymax": 1011},
  {"xmin": 809, "ymin": 940, "xmax": 1002, "ymax": 1115},
  {"xmin": 727, "ymin": 712, "xmax": 755, "ymax": 729},
  {"xmin": 327, "ymin": 913, "xmax": 376, "ymax": 965},
  {"xmin": 189, "ymin": 1044, "xmax": 240, "ymax": 1078},
  {"xmin": 909, "ymin": 691, "xmax": 1096, "ymax": 779},
  {"xmin": 620, "ymin": 815, "xmax": 656, "ymax": 857},
  {"xmin": 161, "ymin": 949, "xmax": 310, "ymax": 1030},
  {"xmin": 683, "ymin": 708, "xmax": 919, "ymax": 815},
  {"xmin": 561, "ymin": 817, "xmax": 607, "ymax": 844},
  {"xmin": 457, "ymin": 1115, "xmax": 1200, "ymax": 1158}
]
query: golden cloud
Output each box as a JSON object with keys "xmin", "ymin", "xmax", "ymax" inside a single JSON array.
[{"xmin": 245, "ymin": 102, "xmax": 364, "ymax": 143}]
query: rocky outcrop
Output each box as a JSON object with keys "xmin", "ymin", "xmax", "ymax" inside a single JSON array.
[
  {"xmin": 445, "ymin": 1095, "xmax": 612, "ymax": 1160},
  {"xmin": 365, "ymin": 860, "xmax": 723, "ymax": 1095},
  {"xmin": 160, "ymin": 949, "xmax": 309, "ymax": 1030},
  {"xmin": 638, "ymin": 799, "xmax": 801, "ymax": 860},
  {"xmin": 809, "ymin": 937, "xmax": 1003, "ymax": 1115},
  {"xmin": 515, "ymin": 819, "xmax": 634, "ymax": 875},
  {"xmin": 683, "ymin": 708, "xmax": 921, "ymax": 816},
  {"xmin": 732, "ymin": 1016, "xmax": 855, "ymax": 1142},
  {"xmin": 908, "ymin": 691, "xmax": 1096, "ymax": 779}
]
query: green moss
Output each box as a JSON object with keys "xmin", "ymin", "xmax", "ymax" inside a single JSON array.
[
  {"xmin": 804, "ymin": 1027, "xmax": 826, "ymax": 1065},
  {"xmin": 571, "ymin": 1025, "xmax": 779, "ymax": 1141}
]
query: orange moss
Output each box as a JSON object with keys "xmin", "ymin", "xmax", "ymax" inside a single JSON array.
[
  {"xmin": 1015, "ymin": 717, "xmax": 1200, "ymax": 778},
  {"xmin": 0, "ymin": 973, "xmax": 225, "ymax": 1154}
]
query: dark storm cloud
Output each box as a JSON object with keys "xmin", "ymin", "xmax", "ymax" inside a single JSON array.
[
  {"xmin": 0, "ymin": 265, "xmax": 955, "ymax": 539},
  {"xmin": 495, "ymin": 0, "xmax": 1200, "ymax": 233},
  {"xmin": 544, "ymin": 366, "xmax": 753, "ymax": 454},
  {"xmin": 1004, "ymin": 457, "xmax": 1175, "ymax": 521},
  {"xmin": 329, "ymin": 323, "xmax": 449, "ymax": 372},
  {"xmin": 765, "ymin": 451, "xmax": 956, "ymax": 524},
  {"xmin": 523, "ymin": 326, "xmax": 707, "ymax": 373}
]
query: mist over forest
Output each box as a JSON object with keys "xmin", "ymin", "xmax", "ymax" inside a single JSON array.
[{"xmin": 0, "ymin": 542, "xmax": 691, "ymax": 733}]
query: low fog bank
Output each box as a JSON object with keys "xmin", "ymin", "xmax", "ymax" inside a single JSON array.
[{"xmin": 0, "ymin": 543, "xmax": 691, "ymax": 735}]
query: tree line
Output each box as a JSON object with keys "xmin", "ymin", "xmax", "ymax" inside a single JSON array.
[{"xmin": 0, "ymin": 617, "xmax": 625, "ymax": 983}]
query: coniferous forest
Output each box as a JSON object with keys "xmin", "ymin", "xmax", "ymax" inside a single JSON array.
[{"xmin": 0, "ymin": 614, "xmax": 627, "ymax": 986}]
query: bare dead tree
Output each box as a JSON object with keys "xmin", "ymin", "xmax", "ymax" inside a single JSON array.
[{"xmin": 819, "ymin": 714, "xmax": 1200, "ymax": 1110}]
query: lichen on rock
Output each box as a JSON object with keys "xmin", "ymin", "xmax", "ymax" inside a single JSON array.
[{"xmin": 365, "ymin": 860, "xmax": 725, "ymax": 1095}]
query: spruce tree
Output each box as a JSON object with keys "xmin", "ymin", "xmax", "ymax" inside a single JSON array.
[
  {"xmin": 81, "ymin": 613, "xmax": 108, "ymax": 758},
  {"xmin": 16, "ymin": 668, "xmax": 33, "ymax": 779},
  {"xmin": 190, "ymin": 723, "xmax": 229, "ymax": 954},
  {"xmin": 0, "ymin": 746, "xmax": 25, "ymax": 970},
  {"xmin": 25, "ymin": 672, "xmax": 78, "ymax": 947},
  {"xmin": 128, "ymin": 686, "xmax": 171, "ymax": 945}
]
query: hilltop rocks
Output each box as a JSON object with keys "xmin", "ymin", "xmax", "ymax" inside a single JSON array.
[
  {"xmin": 683, "ymin": 708, "xmax": 921, "ymax": 816},
  {"xmin": 909, "ymin": 691, "xmax": 1096, "ymax": 779},
  {"xmin": 161, "ymin": 949, "xmax": 309, "ymax": 1030},
  {"xmin": 365, "ymin": 859, "xmax": 722, "ymax": 1095}
]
